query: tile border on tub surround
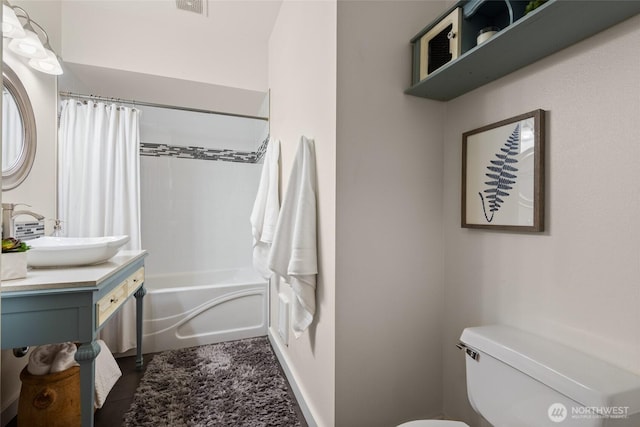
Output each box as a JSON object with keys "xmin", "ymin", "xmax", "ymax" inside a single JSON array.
[{"xmin": 141, "ymin": 136, "xmax": 270, "ymax": 164}]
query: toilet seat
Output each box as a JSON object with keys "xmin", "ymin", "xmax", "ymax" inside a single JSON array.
[{"xmin": 396, "ymin": 420, "xmax": 469, "ymax": 427}]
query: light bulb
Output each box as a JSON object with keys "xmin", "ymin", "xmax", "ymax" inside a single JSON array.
[
  {"xmin": 29, "ymin": 49, "xmax": 63, "ymax": 75},
  {"xmin": 2, "ymin": 4, "xmax": 25, "ymax": 38},
  {"xmin": 8, "ymin": 27, "xmax": 46, "ymax": 59}
]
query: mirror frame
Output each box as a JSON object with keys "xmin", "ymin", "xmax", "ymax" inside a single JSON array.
[{"xmin": 3, "ymin": 63, "xmax": 37, "ymax": 191}]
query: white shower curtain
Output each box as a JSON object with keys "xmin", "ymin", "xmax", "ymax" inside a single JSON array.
[{"xmin": 58, "ymin": 99, "xmax": 141, "ymax": 353}]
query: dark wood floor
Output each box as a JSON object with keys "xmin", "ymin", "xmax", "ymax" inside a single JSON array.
[{"xmin": 94, "ymin": 354, "xmax": 154, "ymax": 427}]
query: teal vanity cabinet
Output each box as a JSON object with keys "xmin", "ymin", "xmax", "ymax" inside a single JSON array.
[
  {"xmin": 407, "ymin": 0, "xmax": 640, "ymax": 100},
  {"xmin": 1, "ymin": 250, "xmax": 147, "ymax": 427}
]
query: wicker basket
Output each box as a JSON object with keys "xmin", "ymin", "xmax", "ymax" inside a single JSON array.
[{"xmin": 18, "ymin": 366, "xmax": 81, "ymax": 427}]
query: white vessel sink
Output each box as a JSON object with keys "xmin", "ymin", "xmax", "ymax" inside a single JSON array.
[{"xmin": 27, "ymin": 236, "xmax": 130, "ymax": 268}]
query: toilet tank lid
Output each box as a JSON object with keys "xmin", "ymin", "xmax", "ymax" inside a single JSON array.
[{"xmin": 460, "ymin": 325, "xmax": 640, "ymax": 415}]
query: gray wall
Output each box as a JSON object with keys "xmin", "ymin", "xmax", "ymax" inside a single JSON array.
[
  {"xmin": 267, "ymin": 1, "xmax": 337, "ymax": 426},
  {"xmin": 336, "ymin": 2, "xmax": 447, "ymax": 426}
]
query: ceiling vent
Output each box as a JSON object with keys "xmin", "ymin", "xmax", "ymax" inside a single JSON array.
[{"xmin": 176, "ymin": 0, "xmax": 207, "ymax": 15}]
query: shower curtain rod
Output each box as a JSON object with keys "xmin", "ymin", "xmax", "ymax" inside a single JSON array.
[{"xmin": 58, "ymin": 91, "xmax": 269, "ymax": 122}]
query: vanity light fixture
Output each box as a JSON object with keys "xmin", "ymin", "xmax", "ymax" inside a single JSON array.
[{"xmin": 3, "ymin": 1, "xmax": 63, "ymax": 75}]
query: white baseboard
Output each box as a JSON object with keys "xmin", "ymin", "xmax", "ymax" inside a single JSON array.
[{"xmin": 268, "ymin": 329, "xmax": 318, "ymax": 427}]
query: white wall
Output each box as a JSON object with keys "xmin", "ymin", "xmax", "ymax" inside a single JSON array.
[
  {"xmin": 60, "ymin": 0, "xmax": 280, "ymax": 92},
  {"xmin": 442, "ymin": 15, "xmax": 640, "ymax": 426},
  {"xmin": 140, "ymin": 156, "xmax": 261, "ymax": 276},
  {"xmin": 58, "ymin": 62, "xmax": 268, "ymax": 120},
  {"xmin": 139, "ymin": 105, "xmax": 267, "ymax": 152},
  {"xmin": 58, "ymin": 1, "xmax": 275, "ymax": 121},
  {"xmin": 267, "ymin": 1, "xmax": 337, "ymax": 426},
  {"xmin": 335, "ymin": 2, "xmax": 446, "ymax": 426}
]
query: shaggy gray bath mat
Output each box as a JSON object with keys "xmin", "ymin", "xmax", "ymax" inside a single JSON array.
[{"xmin": 122, "ymin": 337, "xmax": 303, "ymax": 426}]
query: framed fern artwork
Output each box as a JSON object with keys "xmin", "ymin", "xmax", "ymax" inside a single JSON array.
[{"xmin": 462, "ymin": 109, "xmax": 545, "ymax": 232}]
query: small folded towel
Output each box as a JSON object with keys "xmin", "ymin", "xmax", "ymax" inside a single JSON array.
[
  {"xmin": 250, "ymin": 138, "xmax": 281, "ymax": 279},
  {"xmin": 94, "ymin": 340, "xmax": 122, "ymax": 409},
  {"xmin": 28, "ymin": 342, "xmax": 79, "ymax": 376},
  {"xmin": 268, "ymin": 136, "xmax": 318, "ymax": 338}
]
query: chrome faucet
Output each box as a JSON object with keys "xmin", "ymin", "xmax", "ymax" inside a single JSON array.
[{"xmin": 2, "ymin": 203, "xmax": 45, "ymax": 239}]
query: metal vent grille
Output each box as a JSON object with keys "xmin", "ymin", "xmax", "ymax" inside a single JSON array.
[{"xmin": 176, "ymin": 0, "xmax": 206, "ymax": 15}]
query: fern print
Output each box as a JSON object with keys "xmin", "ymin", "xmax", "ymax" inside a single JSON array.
[{"xmin": 478, "ymin": 124, "xmax": 520, "ymax": 222}]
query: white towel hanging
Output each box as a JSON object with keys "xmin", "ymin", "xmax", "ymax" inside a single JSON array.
[
  {"xmin": 269, "ymin": 136, "xmax": 318, "ymax": 338},
  {"xmin": 250, "ymin": 138, "xmax": 280, "ymax": 278},
  {"xmin": 94, "ymin": 340, "xmax": 122, "ymax": 409}
]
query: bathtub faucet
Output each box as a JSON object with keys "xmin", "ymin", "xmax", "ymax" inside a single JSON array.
[{"xmin": 2, "ymin": 203, "xmax": 45, "ymax": 239}]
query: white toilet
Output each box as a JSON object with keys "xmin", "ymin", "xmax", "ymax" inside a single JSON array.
[{"xmin": 399, "ymin": 325, "xmax": 640, "ymax": 427}]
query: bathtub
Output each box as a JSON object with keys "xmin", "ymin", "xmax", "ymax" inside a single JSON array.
[{"xmin": 142, "ymin": 268, "xmax": 268, "ymax": 353}]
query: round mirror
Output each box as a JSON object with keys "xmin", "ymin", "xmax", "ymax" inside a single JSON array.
[{"xmin": 2, "ymin": 63, "xmax": 36, "ymax": 190}]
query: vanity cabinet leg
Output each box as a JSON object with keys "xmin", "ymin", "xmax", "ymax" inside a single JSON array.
[
  {"xmin": 75, "ymin": 341, "xmax": 101, "ymax": 427},
  {"xmin": 134, "ymin": 286, "xmax": 146, "ymax": 371}
]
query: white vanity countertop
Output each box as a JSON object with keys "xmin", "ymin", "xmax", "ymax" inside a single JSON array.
[{"xmin": 1, "ymin": 250, "xmax": 147, "ymax": 293}]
